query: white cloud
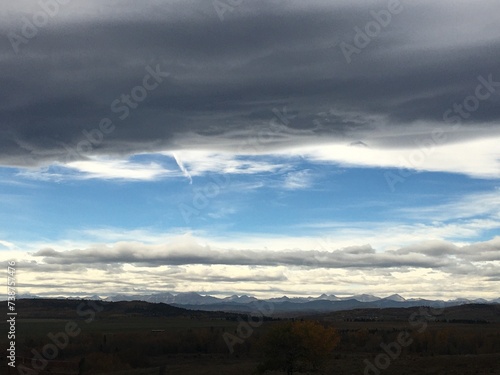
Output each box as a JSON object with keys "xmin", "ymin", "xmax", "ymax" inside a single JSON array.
[
  {"xmin": 399, "ymin": 190, "xmax": 500, "ymax": 221},
  {"xmin": 14, "ymin": 133, "xmax": 500, "ymax": 183},
  {"xmin": 163, "ymin": 150, "xmax": 287, "ymax": 176},
  {"xmin": 66, "ymin": 158, "xmax": 175, "ymax": 180},
  {"xmin": 0, "ymin": 240, "xmax": 16, "ymax": 250},
  {"xmin": 4, "ymin": 233, "xmax": 498, "ymax": 300},
  {"xmin": 154, "ymin": 135, "xmax": 500, "ymax": 181},
  {"xmin": 18, "ymin": 157, "xmax": 178, "ymax": 181},
  {"xmin": 283, "ymin": 169, "xmax": 314, "ymax": 190},
  {"xmin": 281, "ymin": 136, "xmax": 500, "ymax": 179}
]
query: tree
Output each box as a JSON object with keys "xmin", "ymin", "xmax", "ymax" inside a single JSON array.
[{"xmin": 257, "ymin": 320, "xmax": 340, "ymax": 374}]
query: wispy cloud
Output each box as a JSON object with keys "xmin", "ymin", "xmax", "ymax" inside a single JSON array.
[
  {"xmin": 0, "ymin": 240, "xmax": 16, "ymax": 250},
  {"xmin": 172, "ymin": 152, "xmax": 193, "ymax": 184},
  {"xmin": 165, "ymin": 151, "xmax": 287, "ymax": 176},
  {"xmin": 18, "ymin": 157, "xmax": 178, "ymax": 181},
  {"xmin": 283, "ymin": 169, "xmax": 314, "ymax": 190},
  {"xmin": 398, "ymin": 190, "xmax": 500, "ymax": 221}
]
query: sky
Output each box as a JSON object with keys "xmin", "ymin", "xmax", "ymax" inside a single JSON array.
[{"xmin": 0, "ymin": 0, "xmax": 499, "ymax": 300}]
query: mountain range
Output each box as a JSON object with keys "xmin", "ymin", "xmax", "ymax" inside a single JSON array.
[{"xmin": 16, "ymin": 292, "xmax": 500, "ymax": 314}]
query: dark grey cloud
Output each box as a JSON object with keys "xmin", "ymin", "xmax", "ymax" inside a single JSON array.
[
  {"xmin": 32, "ymin": 239, "xmax": 495, "ymax": 270},
  {"xmin": 1, "ymin": 0, "xmax": 500, "ymax": 167}
]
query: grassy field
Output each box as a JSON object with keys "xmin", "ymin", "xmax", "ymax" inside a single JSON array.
[
  {"xmin": 12, "ymin": 316, "xmax": 237, "ymax": 337},
  {"xmin": 4, "ymin": 317, "xmax": 499, "ymax": 374},
  {"xmin": 2, "ymin": 300, "xmax": 499, "ymax": 374}
]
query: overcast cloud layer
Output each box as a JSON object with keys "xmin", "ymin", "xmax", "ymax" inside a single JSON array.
[{"xmin": 1, "ymin": 0, "xmax": 500, "ymax": 168}]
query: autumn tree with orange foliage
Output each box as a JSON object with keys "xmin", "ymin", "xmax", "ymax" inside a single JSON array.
[{"xmin": 257, "ymin": 320, "xmax": 340, "ymax": 374}]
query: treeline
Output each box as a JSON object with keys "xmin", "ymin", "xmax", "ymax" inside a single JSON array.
[
  {"xmin": 16, "ymin": 326, "xmax": 252, "ymax": 373},
  {"xmin": 435, "ymin": 319, "xmax": 488, "ymax": 324},
  {"xmin": 336, "ymin": 326, "xmax": 500, "ymax": 356}
]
